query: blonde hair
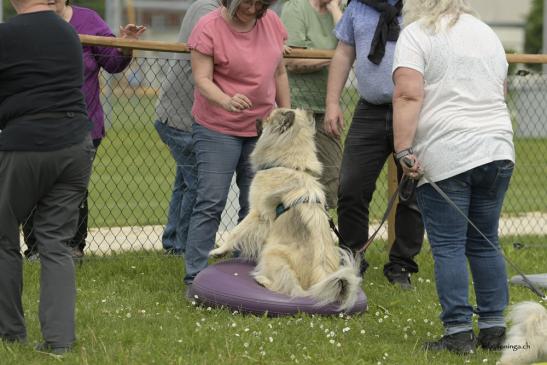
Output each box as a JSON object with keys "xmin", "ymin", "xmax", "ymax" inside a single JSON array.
[{"xmin": 402, "ymin": 0, "xmax": 478, "ymax": 33}]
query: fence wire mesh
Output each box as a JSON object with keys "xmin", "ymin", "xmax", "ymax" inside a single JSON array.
[{"xmin": 20, "ymin": 52, "xmax": 547, "ymax": 256}]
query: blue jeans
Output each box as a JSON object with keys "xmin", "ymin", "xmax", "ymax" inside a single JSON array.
[
  {"xmin": 184, "ymin": 123, "xmax": 256, "ymax": 283},
  {"xmin": 154, "ymin": 121, "xmax": 197, "ymax": 254},
  {"xmin": 416, "ymin": 160, "xmax": 514, "ymax": 335}
]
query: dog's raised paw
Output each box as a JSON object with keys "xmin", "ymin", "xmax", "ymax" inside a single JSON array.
[{"xmin": 209, "ymin": 247, "xmax": 228, "ymax": 257}]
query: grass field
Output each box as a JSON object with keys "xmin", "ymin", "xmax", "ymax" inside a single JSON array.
[
  {"xmin": 1, "ymin": 234, "xmax": 545, "ymax": 365},
  {"xmin": 88, "ymin": 93, "xmax": 547, "ymax": 231}
]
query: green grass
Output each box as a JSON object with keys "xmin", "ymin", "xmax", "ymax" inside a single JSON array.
[
  {"xmin": 88, "ymin": 92, "xmax": 547, "ymax": 229},
  {"xmin": 2, "ymin": 235, "xmax": 545, "ymax": 364}
]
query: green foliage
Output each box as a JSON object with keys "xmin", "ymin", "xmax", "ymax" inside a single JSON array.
[{"xmin": 524, "ymin": 0, "xmax": 543, "ymax": 71}]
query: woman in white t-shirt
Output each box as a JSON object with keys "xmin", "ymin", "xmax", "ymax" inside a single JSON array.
[{"xmin": 391, "ymin": 0, "xmax": 515, "ymax": 355}]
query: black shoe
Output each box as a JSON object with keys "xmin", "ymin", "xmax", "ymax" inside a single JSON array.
[
  {"xmin": 34, "ymin": 342, "xmax": 71, "ymax": 355},
  {"xmin": 478, "ymin": 326, "xmax": 505, "ymax": 350},
  {"xmin": 386, "ymin": 270, "xmax": 413, "ymax": 290},
  {"xmin": 423, "ymin": 330, "xmax": 477, "ymax": 354}
]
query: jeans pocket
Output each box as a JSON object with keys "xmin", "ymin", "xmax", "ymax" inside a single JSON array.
[
  {"xmin": 495, "ymin": 160, "xmax": 514, "ymax": 178},
  {"xmin": 490, "ymin": 160, "xmax": 514, "ymax": 194}
]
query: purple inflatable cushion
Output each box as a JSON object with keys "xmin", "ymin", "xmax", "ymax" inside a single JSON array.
[{"xmin": 187, "ymin": 258, "xmax": 367, "ymax": 316}]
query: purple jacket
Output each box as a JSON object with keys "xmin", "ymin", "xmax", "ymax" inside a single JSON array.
[{"xmin": 70, "ymin": 6, "xmax": 131, "ymax": 140}]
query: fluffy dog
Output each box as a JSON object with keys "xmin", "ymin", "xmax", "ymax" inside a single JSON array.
[
  {"xmin": 498, "ymin": 301, "xmax": 547, "ymax": 365},
  {"xmin": 209, "ymin": 108, "xmax": 361, "ymax": 311}
]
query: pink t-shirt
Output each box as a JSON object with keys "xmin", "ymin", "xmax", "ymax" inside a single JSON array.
[{"xmin": 188, "ymin": 9, "xmax": 287, "ymax": 137}]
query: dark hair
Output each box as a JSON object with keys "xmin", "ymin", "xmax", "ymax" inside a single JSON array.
[
  {"xmin": 221, "ymin": 0, "xmax": 271, "ymax": 20},
  {"xmin": 66, "ymin": 0, "xmax": 70, "ymax": 4}
]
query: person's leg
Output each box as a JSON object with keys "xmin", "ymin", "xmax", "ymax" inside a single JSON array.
[
  {"xmin": 234, "ymin": 136, "xmax": 257, "ymax": 222},
  {"xmin": 337, "ymin": 101, "xmax": 391, "ymax": 265},
  {"xmin": 0, "ymin": 151, "xmax": 43, "ymax": 343},
  {"xmin": 417, "ymin": 173, "xmax": 474, "ymax": 335},
  {"xmin": 313, "ymin": 113, "xmax": 342, "ymax": 210},
  {"xmin": 383, "ymin": 156, "xmax": 425, "ymax": 285},
  {"xmin": 22, "ymin": 207, "xmax": 38, "ymax": 259},
  {"xmin": 466, "ymin": 160, "xmax": 513, "ymax": 346},
  {"xmin": 167, "ymin": 127, "xmax": 197, "ymax": 254},
  {"xmin": 184, "ymin": 124, "xmax": 243, "ymax": 283},
  {"xmin": 155, "ymin": 121, "xmax": 186, "ymax": 252},
  {"xmin": 70, "ymin": 138, "xmax": 100, "ymax": 255},
  {"xmin": 34, "ymin": 138, "xmax": 93, "ymax": 348}
]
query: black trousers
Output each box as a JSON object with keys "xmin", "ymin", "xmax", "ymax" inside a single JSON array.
[
  {"xmin": 0, "ymin": 137, "xmax": 93, "ymax": 346},
  {"xmin": 23, "ymin": 138, "xmax": 100, "ymax": 255},
  {"xmin": 338, "ymin": 99, "xmax": 424, "ymax": 275}
]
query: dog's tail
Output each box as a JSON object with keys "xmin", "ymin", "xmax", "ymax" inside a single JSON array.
[{"xmin": 305, "ymin": 248, "xmax": 362, "ymax": 312}]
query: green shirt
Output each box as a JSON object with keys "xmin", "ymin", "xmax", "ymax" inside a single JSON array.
[{"xmin": 281, "ymin": 0, "xmax": 338, "ymax": 113}]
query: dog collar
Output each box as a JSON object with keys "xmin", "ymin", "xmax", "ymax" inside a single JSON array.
[{"xmin": 275, "ymin": 197, "xmax": 324, "ymax": 219}]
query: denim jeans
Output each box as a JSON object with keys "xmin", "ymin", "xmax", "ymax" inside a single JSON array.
[
  {"xmin": 338, "ymin": 99, "xmax": 424, "ymax": 277},
  {"xmin": 184, "ymin": 123, "xmax": 256, "ymax": 283},
  {"xmin": 416, "ymin": 160, "xmax": 514, "ymax": 335},
  {"xmin": 155, "ymin": 121, "xmax": 197, "ymax": 254}
]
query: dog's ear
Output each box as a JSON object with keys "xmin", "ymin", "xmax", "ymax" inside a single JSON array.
[
  {"xmin": 256, "ymin": 118, "xmax": 263, "ymax": 137},
  {"xmin": 280, "ymin": 110, "xmax": 295, "ymax": 133}
]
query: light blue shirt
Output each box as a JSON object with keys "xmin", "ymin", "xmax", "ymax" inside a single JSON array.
[{"xmin": 334, "ymin": 0, "xmax": 402, "ymax": 104}]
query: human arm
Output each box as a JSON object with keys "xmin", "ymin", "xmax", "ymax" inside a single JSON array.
[
  {"xmin": 118, "ymin": 24, "xmax": 147, "ymax": 57},
  {"xmin": 92, "ymin": 16, "xmax": 145, "ymax": 74},
  {"xmin": 324, "ymin": 41, "xmax": 355, "ymax": 137},
  {"xmin": 274, "ymin": 59, "xmax": 291, "ymax": 108},
  {"xmin": 392, "ymin": 67, "xmax": 424, "ymax": 177},
  {"xmin": 326, "ymin": 0, "xmax": 343, "ymax": 24},
  {"xmin": 191, "ymin": 50, "xmax": 252, "ymax": 112}
]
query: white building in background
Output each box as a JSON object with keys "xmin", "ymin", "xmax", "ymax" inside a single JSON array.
[{"xmin": 471, "ymin": 0, "xmax": 533, "ymax": 52}]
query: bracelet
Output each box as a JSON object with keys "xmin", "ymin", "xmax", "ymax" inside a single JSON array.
[{"xmin": 394, "ymin": 147, "xmax": 414, "ymax": 161}]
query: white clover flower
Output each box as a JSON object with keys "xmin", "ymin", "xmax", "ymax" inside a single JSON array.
[
  {"xmin": 231, "ymin": 323, "xmax": 237, "ymax": 327},
  {"xmin": 244, "ymin": 343, "xmax": 249, "ymax": 348},
  {"xmin": 378, "ymin": 318, "xmax": 383, "ymax": 323},
  {"xmin": 360, "ymin": 329, "xmax": 366, "ymax": 334},
  {"xmin": 342, "ymin": 327, "xmax": 350, "ymax": 333},
  {"xmin": 268, "ymin": 337, "xmax": 273, "ymax": 343},
  {"xmin": 336, "ymin": 343, "xmax": 341, "ymax": 347},
  {"xmin": 329, "ymin": 339, "xmax": 335, "ymax": 344},
  {"xmin": 404, "ymin": 334, "xmax": 408, "ymax": 340}
]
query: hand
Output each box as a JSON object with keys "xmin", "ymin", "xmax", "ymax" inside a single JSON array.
[
  {"xmin": 283, "ymin": 45, "xmax": 293, "ymax": 56},
  {"xmin": 222, "ymin": 93, "xmax": 252, "ymax": 112},
  {"xmin": 326, "ymin": 0, "xmax": 341, "ymax": 13},
  {"xmin": 399, "ymin": 154, "xmax": 423, "ymax": 180},
  {"xmin": 324, "ymin": 104, "xmax": 344, "ymax": 138},
  {"xmin": 119, "ymin": 24, "xmax": 147, "ymax": 40}
]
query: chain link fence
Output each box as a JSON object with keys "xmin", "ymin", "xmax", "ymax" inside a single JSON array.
[{"xmin": 19, "ymin": 47, "xmax": 547, "ymax": 256}]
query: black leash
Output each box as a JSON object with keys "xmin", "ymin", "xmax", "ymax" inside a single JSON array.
[{"xmin": 328, "ymin": 174, "xmax": 413, "ymax": 255}]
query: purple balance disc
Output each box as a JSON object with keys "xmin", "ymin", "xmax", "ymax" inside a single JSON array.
[{"xmin": 187, "ymin": 258, "xmax": 367, "ymax": 316}]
